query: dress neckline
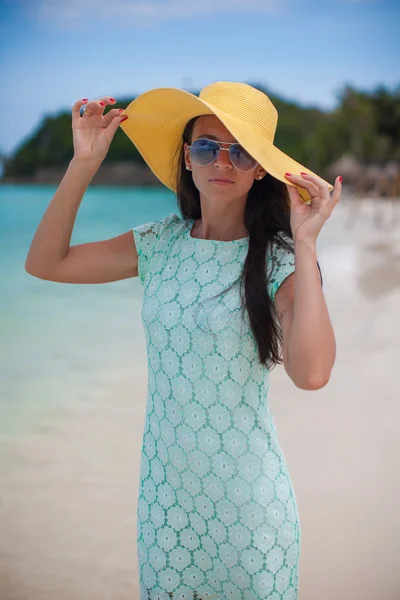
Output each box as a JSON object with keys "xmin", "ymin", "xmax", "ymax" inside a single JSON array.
[{"xmin": 186, "ymin": 219, "xmax": 249, "ymax": 244}]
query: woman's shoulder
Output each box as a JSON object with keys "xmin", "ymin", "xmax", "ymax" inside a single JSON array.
[
  {"xmin": 160, "ymin": 212, "xmax": 187, "ymax": 239},
  {"xmin": 132, "ymin": 212, "xmax": 183, "ymax": 239},
  {"xmin": 265, "ymin": 230, "xmax": 294, "ymax": 261},
  {"xmin": 163, "ymin": 211, "xmax": 184, "ymax": 229}
]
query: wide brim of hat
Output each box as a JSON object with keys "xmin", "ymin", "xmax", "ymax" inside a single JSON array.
[{"xmin": 120, "ymin": 87, "xmax": 334, "ymax": 203}]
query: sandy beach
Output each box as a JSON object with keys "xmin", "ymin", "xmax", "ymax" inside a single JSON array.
[{"xmin": 1, "ymin": 193, "xmax": 399, "ymax": 600}]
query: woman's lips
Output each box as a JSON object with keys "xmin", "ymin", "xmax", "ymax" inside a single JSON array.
[{"xmin": 209, "ymin": 179, "xmax": 234, "ymax": 186}]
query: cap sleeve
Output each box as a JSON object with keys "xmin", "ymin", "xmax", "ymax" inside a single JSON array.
[
  {"xmin": 132, "ymin": 212, "xmax": 179, "ymax": 285},
  {"xmin": 267, "ymin": 232, "xmax": 296, "ymax": 302}
]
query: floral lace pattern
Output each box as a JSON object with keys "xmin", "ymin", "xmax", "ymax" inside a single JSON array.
[{"xmin": 132, "ymin": 213, "xmax": 300, "ymax": 600}]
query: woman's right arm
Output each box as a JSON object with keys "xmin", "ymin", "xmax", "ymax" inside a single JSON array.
[{"xmin": 25, "ymin": 96, "xmax": 138, "ymax": 284}]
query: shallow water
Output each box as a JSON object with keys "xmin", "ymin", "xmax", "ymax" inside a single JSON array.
[{"xmin": 1, "ymin": 187, "xmax": 399, "ymax": 600}]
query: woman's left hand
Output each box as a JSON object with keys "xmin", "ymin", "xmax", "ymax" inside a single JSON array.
[{"xmin": 285, "ymin": 172, "xmax": 342, "ymax": 244}]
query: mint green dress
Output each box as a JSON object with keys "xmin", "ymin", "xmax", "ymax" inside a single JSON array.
[{"xmin": 132, "ymin": 213, "xmax": 301, "ymax": 600}]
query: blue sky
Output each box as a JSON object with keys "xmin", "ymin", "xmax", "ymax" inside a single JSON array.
[{"xmin": 0, "ymin": 0, "xmax": 399, "ymax": 157}]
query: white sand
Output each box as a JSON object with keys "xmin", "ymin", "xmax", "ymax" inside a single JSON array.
[{"xmin": 1, "ymin": 195, "xmax": 399, "ymax": 600}]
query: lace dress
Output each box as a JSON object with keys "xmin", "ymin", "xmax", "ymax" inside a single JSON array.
[{"xmin": 132, "ymin": 213, "xmax": 301, "ymax": 600}]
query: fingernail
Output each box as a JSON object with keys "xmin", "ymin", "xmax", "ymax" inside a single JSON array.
[
  {"xmin": 81, "ymin": 98, "xmax": 88, "ymax": 102},
  {"xmin": 301, "ymin": 172, "xmax": 308, "ymax": 176},
  {"xmin": 120, "ymin": 116, "xmax": 128, "ymax": 122},
  {"xmin": 285, "ymin": 172, "xmax": 292, "ymax": 176},
  {"xmin": 339, "ymin": 175, "xmax": 343, "ymax": 183},
  {"xmin": 99, "ymin": 101, "xmax": 106, "ymax": 106},
  {"xmin": 110, "ymin": 97, "xmax": 116, "ymax": 102}
]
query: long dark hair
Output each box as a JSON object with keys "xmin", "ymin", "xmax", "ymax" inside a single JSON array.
[{"xmin": 174, "ymin": 116, "xmax": 323, "ymax": 370}]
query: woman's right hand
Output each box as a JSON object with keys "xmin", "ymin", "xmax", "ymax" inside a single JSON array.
[{"xmin": 71, "ymin": 96, "xmax": 128, "ymax": 163}]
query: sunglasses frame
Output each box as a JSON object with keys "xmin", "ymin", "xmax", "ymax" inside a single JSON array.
[{"xmin": 187, "ymin": 137, "xmax": 259, "ymax": 172}]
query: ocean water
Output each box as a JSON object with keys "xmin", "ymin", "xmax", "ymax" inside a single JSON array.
[
  {"xmin": 0, "ymin": 183, "xmax": 361, "ymax": 442},
  {"xmin": 0, "ymin": 184, "xmax": 177, "ymax": 439},
  {"xmin": 2, "ymin": 184, "xmax": 400, "ymax": 600}
]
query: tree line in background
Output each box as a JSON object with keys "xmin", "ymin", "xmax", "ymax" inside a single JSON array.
[{"xmin": 2, "ymin": 82, "xmax": 399, "ymax": 193}]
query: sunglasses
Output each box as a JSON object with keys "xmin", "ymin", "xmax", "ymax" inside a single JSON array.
[{"xmin": 187, "ymin": 137, "xmax": 258, "ymax": 172}]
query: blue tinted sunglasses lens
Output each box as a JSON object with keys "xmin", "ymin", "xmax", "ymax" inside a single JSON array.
[
  {"xmin": 190, "ymin": 139, "xmax": 219, "ymax": 166},
  {"xmin": 229, "ymin": 144, "xmax": 257, "ymax": 171},
  {"xmin": 190, "ymin": 138, "xmax": 257, "ymax": 171}
]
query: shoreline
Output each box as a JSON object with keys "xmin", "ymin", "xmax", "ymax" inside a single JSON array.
[{"xmin": 1, "ymin": 196, "xmax": 399, "ymax": 600}]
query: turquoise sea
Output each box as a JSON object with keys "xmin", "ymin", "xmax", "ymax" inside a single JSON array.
[
  {"xmin": 0, "ymin": 181, "xmax": 357, "ymax": 443},
  {"xmin": 0, "ymin": 184, "xmax": 178, "ymax": 439},
  {"xmin": 2, "ymin": 184, "xmax": 400, "ymax": 600}
]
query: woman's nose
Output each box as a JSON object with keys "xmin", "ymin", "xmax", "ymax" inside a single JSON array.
[{"xmin": 213, "ymin": 148, "xmax": 233, "ymax": 169}]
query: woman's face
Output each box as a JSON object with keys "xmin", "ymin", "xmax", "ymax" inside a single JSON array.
[{"xmin": 184, "ymin": 115, "xmax": 266, "ymax": 201}]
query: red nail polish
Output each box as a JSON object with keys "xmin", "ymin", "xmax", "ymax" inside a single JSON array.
[
  {"xmin": 301, "ymin": 172, "xmax": 308, "ymax": 175},
  {"xmin": 118, "ymin": 108, "xmax": 124, "ymax": 112},
  {"xmin": 285, "ymin": 172, "xmax": 292, "ymax": 176},
  {"xmin": 339, "ymin": 175, "xmax": 343, "ymax": 183},
  {"xmin": 99, "ymin": 102, "xmax": 106, "ymax": 106},
  {"xmin": 110, "ymin": 97, "xmax": 116, "ymax": 102},
  {"xmin": 81, "ymin": 98, "xmax": 88, "ymax": 102},
  {"xmin": 120, "ymin": 116, "xmax": 128, "ymax": 122}
]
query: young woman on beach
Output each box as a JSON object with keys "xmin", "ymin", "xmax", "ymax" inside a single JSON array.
[{"xmin": 25, "ymin": 82, "xmax": 340, "ymax": 600}]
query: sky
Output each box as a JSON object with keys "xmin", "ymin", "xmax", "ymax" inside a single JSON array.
[{"xmin": 0, "ymin": 0, "xmax": 399, "ymax": 158}]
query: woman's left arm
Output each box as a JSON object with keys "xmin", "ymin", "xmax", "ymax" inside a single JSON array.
[
  {"xmin": 276, "ymin": 171, "xmax": 342, "ymax": 390},
  {"xmin": 275, "ymin": 239, "xmax": 336, "ymax": 390}
]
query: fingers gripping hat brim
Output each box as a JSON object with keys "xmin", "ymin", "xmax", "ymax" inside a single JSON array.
[{"xmin": 120, "ymin": 87, "xmax": 333, "ymax": 203}]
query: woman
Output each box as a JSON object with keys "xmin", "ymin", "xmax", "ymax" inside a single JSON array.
[{"xmin": 26, "ymin": 81, "xmax": 340, "ymax": 600}]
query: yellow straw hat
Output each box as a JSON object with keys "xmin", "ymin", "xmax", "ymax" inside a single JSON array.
[{"xmin": 120, "ymin": 81, "xmax": 333, "ymax": 203}]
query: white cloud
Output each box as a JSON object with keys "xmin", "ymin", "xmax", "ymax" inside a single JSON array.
[
  {"xmin": 20, "ymin": 0, "xmax": 382, "ymax": 30},
  {"xmin": 26, "ymin": 0, "xmax": 287, "ymax": 29}
]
